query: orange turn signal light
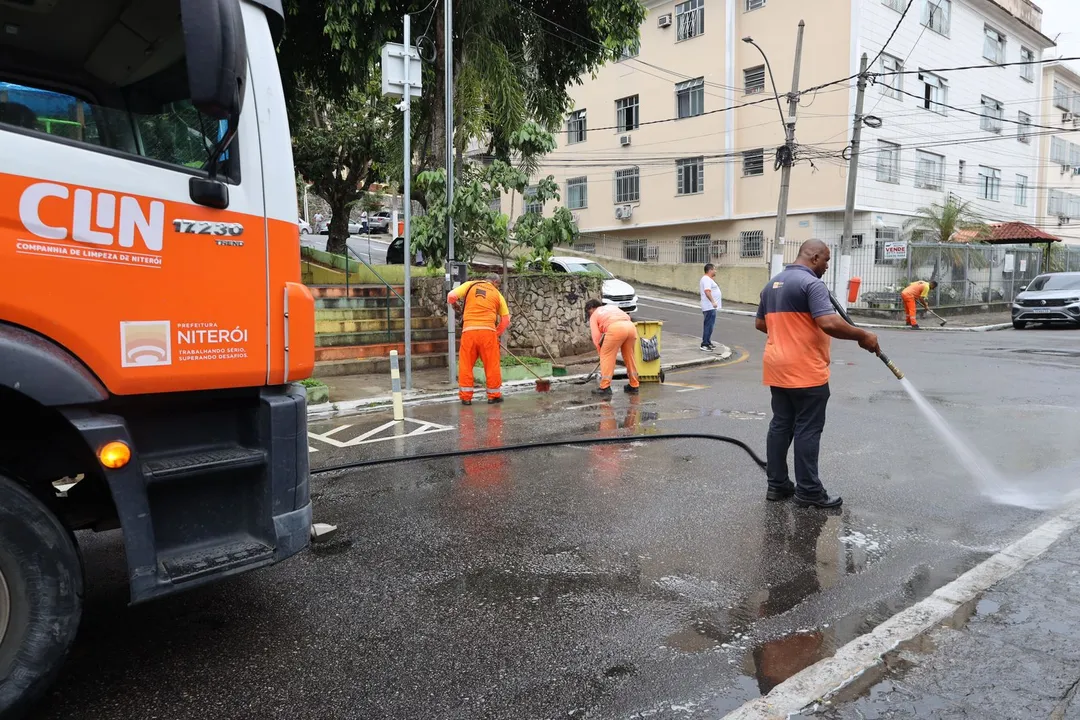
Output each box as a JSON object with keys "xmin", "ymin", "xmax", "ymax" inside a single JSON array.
[{"xmin": 98, "ymin": 441, "xmax": 131, "ymax": 469}]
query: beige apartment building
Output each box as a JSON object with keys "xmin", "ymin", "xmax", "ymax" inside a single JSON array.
[
  {"xmin": 1037, "ymin": 62, "xmax": 1080, "ymax": 244},
  {"xmin": 504, "ymin": 0, "xmax": 1060, "ymax": 299}
]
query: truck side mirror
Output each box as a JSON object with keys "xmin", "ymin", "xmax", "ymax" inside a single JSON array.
[{"xmin": 180, "ymin": 0, "xmax": 248, "ymax": 121}]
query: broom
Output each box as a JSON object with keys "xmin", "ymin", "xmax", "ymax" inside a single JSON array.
[{"xmin": 500, "ymin": 344, "xmax": 552, "ymax": 392}]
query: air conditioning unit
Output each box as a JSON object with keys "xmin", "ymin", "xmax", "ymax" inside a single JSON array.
[
  {"xmin": 1060, "ymin": 215, "xmax": 1072, "ymax": 226},
  {"xmin": 657, "ymin": 13, "xmax": 672, "ymax": 27},
  {"xmin": 1074, "ymin": 168, "xmax": 1080, "ymax": 176},
  {"xmin": 614, "ymin": 204, "xmax": 633, "ymax": 220},
  {"xmin": 1063, "ymin": 165, "xmax": 1073, "ymax": 175},
  {"xmin": 620, "ymin": 134, "xmax": 632, "ymax": 146},
  {"xmin": 1065, "ymin": 112, "xmax": 1076, "ymax": 124},
  {"xmin": 571, "ymin": 212, "xmax": 581, "ymax": 224}
]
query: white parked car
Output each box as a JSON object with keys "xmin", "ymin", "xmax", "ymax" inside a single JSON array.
[
  {"xmin": 298, "ymin": 219, "xmax": 312, "ymax": 234},
  {"xmin": 547, "ymin": 256, "xmax": 638, "ymax": 314}
]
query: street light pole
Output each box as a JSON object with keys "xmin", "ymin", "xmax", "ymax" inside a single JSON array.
[
  {"xmin": 444, "ymin": 0, "xmax": 457, "ymax": 384},
  {"xmin": 837, "ymin": 53, "xmax": 870, "ymax": 310},
  {"xmin": 744, "ymin": 20, "xmax": 805, "ymax": 279},
  {"xmin": 402, "ymin": 14, "xmax": 413, "ymax": 390}
]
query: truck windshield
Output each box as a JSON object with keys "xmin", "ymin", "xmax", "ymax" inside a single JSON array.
[
  {"xmin": 1027, "ymin": 275, "xmax": 1080, "ymax": 291},
  {"xmin": 0, "ymin": 0, "xmax": 234, "ymax": 177}
]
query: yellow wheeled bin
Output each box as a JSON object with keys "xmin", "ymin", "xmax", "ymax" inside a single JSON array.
[{"xmin": 633, "ymin": 320, "xmax": 664, "ymax": 383}]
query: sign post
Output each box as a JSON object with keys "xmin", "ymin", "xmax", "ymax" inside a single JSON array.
[{"xmin": 381, "ymin": 23, "xmax": 421, "ymax": 390}]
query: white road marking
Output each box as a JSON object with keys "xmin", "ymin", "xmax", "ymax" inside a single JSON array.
[{"xmin": 309, "ymin": 417, "xmax": 455, "ymax": 448}]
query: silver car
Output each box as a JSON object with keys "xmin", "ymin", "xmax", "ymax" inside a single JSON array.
[{"xmin": 1012, "ymin": 272, "xmax": 1080, "ymax": 329}]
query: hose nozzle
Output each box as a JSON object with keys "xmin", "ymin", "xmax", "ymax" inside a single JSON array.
[{"xmin": 877, "ymin": 351, "xmax": 905, "ymax": 380}]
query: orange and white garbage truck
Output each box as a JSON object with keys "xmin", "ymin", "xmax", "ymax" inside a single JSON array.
[{"xmin": 0, "ymin": 0, "xmax": 314, "ymax": 714}]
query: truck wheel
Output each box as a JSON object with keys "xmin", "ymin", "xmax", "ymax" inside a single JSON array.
[{"xmin": 0, "ymin": 474, "xmax": 82, "ymax": 718}]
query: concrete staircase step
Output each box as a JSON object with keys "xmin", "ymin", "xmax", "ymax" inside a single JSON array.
[
  {"xmin": 313, "ymin": 353, "xmax": 449, "ymax": 377},
  {"xmin": 315, "ymin": 296, "xmax": 406, "ymax": 310},
  {"xmin": 315, "ymin": 340, "xmax": 449, "ymax": 362},
  {"xmin": 316, "ymin": 308, "xmax": 412, "ymax": 321},
  {"xmin": 315, "ymin": 317, "xmax": 446, "ymax": 334},
  {"xmin": 316, "ymin": 328, "xmax": 446, "ymax": 347},
  {"xmin": 309, "ymin": 285, "xmax": 404, "ymax": 299}
]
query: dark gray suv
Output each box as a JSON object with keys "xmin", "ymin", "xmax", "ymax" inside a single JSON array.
[{"xmin": 1012, "ymin": 272, "xmax": 1080, "ymax": 329}]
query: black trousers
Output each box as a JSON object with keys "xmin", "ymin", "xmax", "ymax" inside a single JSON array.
[{"xmin": 766, "ymin": 383, "xmax": 830, "ymax": 498}]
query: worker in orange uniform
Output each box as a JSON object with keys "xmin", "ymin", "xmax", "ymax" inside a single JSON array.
[
  {"xmin": 585, "ymin": 299, "xmax": 640, "ymax": 399},
  {"xmin": 448, "ymin": 273, "xmax": 511, "ymax": 405},
  {"xmin": 900, "ymin": 279, "xmax": 938, "ymax": 330}
]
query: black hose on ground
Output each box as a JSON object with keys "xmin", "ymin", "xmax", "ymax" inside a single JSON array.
[{"xmin": 311, "ymin": 433, "xmax": 768, "ymax": 475}]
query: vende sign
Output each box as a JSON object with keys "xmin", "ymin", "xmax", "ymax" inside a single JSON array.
[{"xmin": 883, "ymin": 241, "xmax": 908, "ymax": 260}]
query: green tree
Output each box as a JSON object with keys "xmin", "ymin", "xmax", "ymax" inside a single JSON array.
[
  {"xmin": 903, "ymin": 197, "xmax": 990, "ymax": 284},
  {"xmin": 290, "ymin": 77, "xmax": 397, "ymax": 255},
  {"xmin": 279, "ymin": 0, "xmax": 644, "ymax": 186}
]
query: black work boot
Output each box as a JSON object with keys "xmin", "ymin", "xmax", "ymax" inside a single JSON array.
[
  {"xmin": 766, "ymin": 484, "xmax": 796, "ymax": 502},
  {"xmin": 794, "ymin": 493, "xmax": 843, "ymax": 509},
  {"xmin": 624, "ymin": 384, "xmax": 640, "ymax": 395},
  {"xmin": 592, "ymin": 387, "xmax": 614, "ymax": 400},
  {"xmin": 461, "ymin": 399, "xmax": 472, "ymax": 406},
  {"xmin": 909, "ymin": 324, "xmax": 922, "ymax": 330},
  {"xmin": 487, "ymin": 396, "xmax": 504, "ymax": 405}
]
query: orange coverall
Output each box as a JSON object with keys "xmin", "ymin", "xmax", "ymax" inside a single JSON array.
[
  {"xmin": 900, "ymin": 281, "xmax": 932, "ymax": 326},
  {"xmin": 448, "ymin": 280, "xmax": 510, "ymax": 402},
  {"xmin": 589, "ymin": 305, "xmax": 640, "ymax": 390}
]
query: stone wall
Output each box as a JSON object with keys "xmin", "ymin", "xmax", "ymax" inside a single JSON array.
[{"xmin": 413, "ymin": 275, "xmax": 603, "ymax": 358}]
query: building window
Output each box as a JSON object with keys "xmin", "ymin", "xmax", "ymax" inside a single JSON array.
[
  {"xmin": 682, "ymin": 234, "xmax": 711, "ymax": 264},
  {"xmin": 880, "ymin": 55, "xmax": 903, "ymax": 99},
  {"xmin": 566, "ymin": 110, "xmax": 586, "ymax": 145},
  {"xmin": 616, "ymin": 95, "xmax": 639, "ymax": 132},
  {"xmin": 1015, "ymin": 175, "xmax": 1028, "ymax": 206},
  {"xmin": 923, "ymin": 0, "xmax": 950, "ymax": 36},
  {"xmin": 918, "ymin": 71, "xmax": 948, "ymax": 115},
  {"xmin": 883, "ymin": 0, "xmax": 905, "ymax": 10},
  {"xmin": 740, "ymin": 230, "xmax": 764, "ymax": 258},
  {"xmin": 1020, "ymin": 47, "xmax": 1034, "ymax": 81},
  {"xmin": 1017, "ymin": 112, "xmax": 1031, "ymax": 143},
  {"xmin": 1051, "ymin": 136, "xmax": 1069, "ymax": 165},
  {"xmin": 676, "ymin": 157, "xmax": 704, "ymax": 195},
  {"xmin": 523, "ymin": 186, "xmax": 543, "ymax": 215},
  {"xmin": 746, "ymin": 0, "xmax": 765, "ymax": 11},
  {"xmin": 915, "ymin": 150, "xmax": 944, "ymax": 190},
  {"xmin": 744, "ymin": 65, "xmax": 766, "ymax": 95},
  {"xmin": 624, "ymin": 238, "xmax": 648, "ymax": 262},
  {"xmin": 958, "ymin": 160, "xmax": 966, "ymax": 184},
  {"xmin": 675, "ymin": 0, "xmax": 704, "ymax": 41},
  {"xmin": 566, "ymin": 177, "xmax": 587, "ymax": 210},
  {"xmin": 614, "ymin": 167, "xmax": 640, "ymax": 203},
  {"xmin": 874, "ymin": 227, "xmax": 901, "ymax": 265},
  {"xmin": 1070, "ymin": 142, "xmax": 1080, "ymax": 169},
  {"xmin": 983, "ymin": 25, "xmax": 1005, "ymax": 65},
  {"xmin": 618, "ymin": 39, "xmax": 640, "ymax": 61},
  {"xmin": 743, "ymin": 149, "xmax": 764, "ymax": 177},
  {"xmin": 978, "ymin": 166, "xmax": 1001, "ymax": 201},
  {"xmin": 1055, "ymin": 81, "xmax": 1073, "ymax": 111},
  {"xmin": 877, "ymin": 141, "xmax": 900, "ymax": 183},
  {"xmin": 980, "ymin": 96, "xmax": 1003, "ymax": 133},
  {"xmin": 489, "ymin": 192, "xmax": 502, "ymax": 212},
  {"xmin": 1049, "ymin": 189, "xmax": 1063, "ymax": 216},
  {"xmin": 676, "ymin": 78, "xmax": 704, "ymax": 118}
]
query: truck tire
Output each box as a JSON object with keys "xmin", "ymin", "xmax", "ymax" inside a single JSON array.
[{"xmin": 0, "ymin": 474, "xmax": 82, "ymax": 718}]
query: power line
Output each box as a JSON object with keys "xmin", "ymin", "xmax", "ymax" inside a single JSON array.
[{"xmin": 867, "ymin": 0, "xmax": 915, "ymax": 70}]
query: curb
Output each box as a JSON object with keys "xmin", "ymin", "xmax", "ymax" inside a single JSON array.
[
  {"xmin": 724, "ymin": 500, "xmax": 1080, "ymax": 719},
  {"xmin": 638, "ymin": 294, "xmax": 1012, "ymax": 332},
  {"xmin": 306, "ymin": 345, "xmax": 733, "ymax": 420}
]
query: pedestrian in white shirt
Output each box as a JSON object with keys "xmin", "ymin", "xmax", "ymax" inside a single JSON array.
[{"xmin": 699, "ymin": 263, "xmax": 721, "ymax": 352}]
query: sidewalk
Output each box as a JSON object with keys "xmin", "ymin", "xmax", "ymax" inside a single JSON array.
[
  {"xmin": 637, "ymin": 285, "xmax": 1012, "ymax": 331},
  {"xmin": 806, "ymin": 521, "xmax": 1080, "ymax": 719},
  {"xmin": 314, "ymin": 331, "xmax": 731, "ymax": 417}
]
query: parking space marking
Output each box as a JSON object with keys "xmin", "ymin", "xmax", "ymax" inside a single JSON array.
[
  {"xmin": 664, "ymin": 381, "xmax": 708, "ymax": 393},
  {"xmin": 309, "ymin": 417, "xmax": 455, "ymax": 448}
]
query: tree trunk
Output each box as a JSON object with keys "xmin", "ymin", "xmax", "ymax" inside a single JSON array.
[{"xmin": 326, "ymin": 198, "xmax": 351, "ymax": 256}]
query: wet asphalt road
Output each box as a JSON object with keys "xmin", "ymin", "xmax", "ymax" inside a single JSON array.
[{"xmin": 33, "ymin": 312, "xmax": 1080, "ymax": 720}]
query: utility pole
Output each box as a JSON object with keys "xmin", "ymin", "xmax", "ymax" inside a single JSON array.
[
  {"xmin": 401, "ymin": 14, "xmax": 413, "ymax": 390},
  {"xmin": 770, "ymin": 20, "xmax": 805, "ymax": 279},
  {"xmin": 444, "ymin": 0, "xmax": 457, "ymax": 384},
  {"xmin": 837, "ymin": 54, "xmax": 870, "ymax": 310}
]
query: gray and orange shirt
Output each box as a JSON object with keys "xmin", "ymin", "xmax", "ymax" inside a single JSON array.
[{"xmin": 755, "ymin": 264, "xmax": 835, "ymax": 389}]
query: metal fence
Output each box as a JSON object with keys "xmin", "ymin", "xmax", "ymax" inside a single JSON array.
[
  {"xmin": 798, "ymin": 241, "xmax": 1044, "ymax": 310},
  {"xmin": 572, "ymin": 232, "xmax": 770, "ymax": 268},
  {"xmin": 1050, "ymin": 244, "xmax": 1080, "ymax": 273}
]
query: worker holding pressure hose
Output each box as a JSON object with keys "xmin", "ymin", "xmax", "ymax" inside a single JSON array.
[{"xmin": 755, "ymin": 240, "xmax": 881, "ymax": 510}]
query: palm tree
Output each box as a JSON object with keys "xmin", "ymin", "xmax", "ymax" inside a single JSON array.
[{"xmin": 903, "ymin": 198, "xmax": 990, "ymax": 298}]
